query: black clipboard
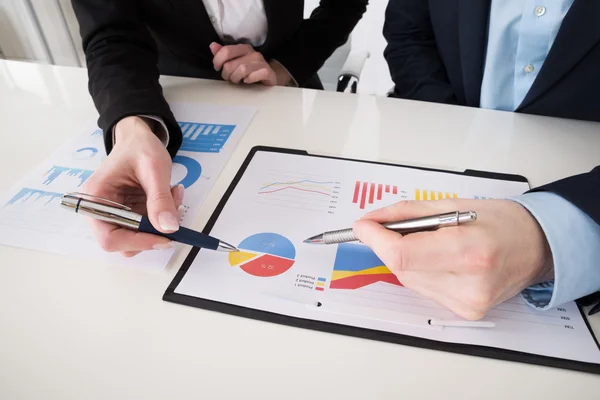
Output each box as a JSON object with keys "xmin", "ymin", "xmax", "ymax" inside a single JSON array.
[{"xmin": 163, "ymin": 145, "xmax": 600, "ymax": 375}]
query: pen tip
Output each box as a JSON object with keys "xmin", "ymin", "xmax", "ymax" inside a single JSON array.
[
  {"xmin": 217, "ymin": 241, "xmax": 239, "ymax": 252},
  {"xmin": 303, "ymin": 234, "xmax": 324, "ymax": 244}
]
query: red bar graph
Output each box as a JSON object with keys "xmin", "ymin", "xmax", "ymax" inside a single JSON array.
[
  {"xmin": 360, "ymin": 181, "xmax": 368, "ymax": 210},
  {"xmin": 352, "ymin": 181, "xmax": 360, "ymax": 203},
  {"xmin": 352, "ymin": 181, "xmax": 403, "ymax": 210}
]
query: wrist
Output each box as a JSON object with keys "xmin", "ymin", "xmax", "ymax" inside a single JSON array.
[
  {"xmin": 114, "ymin": 116, "xmax": 158, "ymax": 145},
  {"xmin": 523, "ymin": 207, "xmax": 555, "ymax": 285},
  {"xmin": 268, "ymin": 60, "xmax": 293, "ymax": 86}
]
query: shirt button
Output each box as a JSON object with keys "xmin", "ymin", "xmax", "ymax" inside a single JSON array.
[
  {"xmin": 535, "ymin": 6, "xmax": 546, "ymax": 17},
  {"xmin": 524, "ymin": 64, "xmax": 535, "ymax": 73}
]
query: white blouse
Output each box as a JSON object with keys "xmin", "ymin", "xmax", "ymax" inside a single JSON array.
[{"xmin": 202, "ymin": 0, "xmax": 268, "ymax": 47}]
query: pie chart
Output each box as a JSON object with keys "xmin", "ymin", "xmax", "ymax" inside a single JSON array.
[{"xmin": 229, "ymin": 233, "xmax": 295, "ymax": 277}]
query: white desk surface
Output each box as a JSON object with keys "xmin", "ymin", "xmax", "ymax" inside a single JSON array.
[{"xmin": 1, "ymin": 60, "xmax": 599, "ymax": 399}]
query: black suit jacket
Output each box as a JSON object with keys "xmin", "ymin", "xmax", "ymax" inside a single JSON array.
[
  {"xmin": 383, "ymin": 0, "xmax": 600, "ymax": 225},
  {"xmin": 71, "ymin": 0, "xmax": 368, "ymax": 157}
]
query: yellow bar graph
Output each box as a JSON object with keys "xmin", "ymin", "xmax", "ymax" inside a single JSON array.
[{"xmin": 415, "ymin": 189, "xmax": 459, "ymax": 201}]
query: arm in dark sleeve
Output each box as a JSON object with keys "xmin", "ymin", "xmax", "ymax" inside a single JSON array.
[
  {"xmin": 529, "ymin": 166, "xmax": 600, "ymax": 225},
  {"xmin": 382, "ymin": 0, "xmax": 458, "ymax": 104},
  {"xmin": 71, "ymin": 0, "xmax": 182, "ymax": 158},
  {"xmin": 269, "ymin": 0, "xmax": 368, "ymax": 87}
]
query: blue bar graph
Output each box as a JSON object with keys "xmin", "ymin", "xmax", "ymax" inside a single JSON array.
[
  {"xmin": 6, "ymin": 188, "xmax": 63, "ymax": 207},
  {"xmin": 178, "ymin": 121, "xmax": 235, "ymax": 153},
  {"xmin": 43, "ymin": 166, "xmax": 93, "ymax": 187}
]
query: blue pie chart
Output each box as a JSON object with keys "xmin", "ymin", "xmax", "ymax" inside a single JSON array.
[
  {"xmin": 74, "ymin": 147, "xmax": 98, "ymax": 159},
  {"xmin": 172, "ymin": 155, "xmax": 202, "ymax": 188}
]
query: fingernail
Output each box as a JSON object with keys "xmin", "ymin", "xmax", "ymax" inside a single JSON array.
[
  {"xmin": 158, "ymin": 212, "xmax": 179, "ymax": 232},
  {"xmin": 176, "ymin": 184, "xmax": 185, "ymax": 203},
  {"xmin": 177, "ymin": 204, "xmax": 185, "ymax": 220},
  {"xmin": 153, "ymin": 242, "xmax": 174, "ymax": 250}
]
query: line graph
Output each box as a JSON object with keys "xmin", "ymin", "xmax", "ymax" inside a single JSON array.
[
  {"xmin": 253, "ymin": 172, "xmax": 340, "ymax": 214},
  {"xmin": 258, "ymin": 180, "xmax": 336, "ymax": 197}
]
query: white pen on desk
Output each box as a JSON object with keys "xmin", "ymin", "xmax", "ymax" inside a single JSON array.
[
  {"xmin": 265, "ymin": 292, "xmax": 495, "ymax": 329},
  {"xmin": 429, "ymin": 319, "xmax": 495, "ymax": 328}
]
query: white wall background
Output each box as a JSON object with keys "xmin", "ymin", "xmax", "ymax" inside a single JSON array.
[{"xmin": 0, "ymin": 0, "xmax": 393, "ymax": 96}]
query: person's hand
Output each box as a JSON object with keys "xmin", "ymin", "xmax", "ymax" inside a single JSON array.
[
  {"xmin": 353, "ymin": 199, "xmax": 554, "ymax": 320},
  {"xmin": 83, "ymin": 116, "xmax": 184, "ymax": 258},
  {"xmin": 210, "ymin": 42, "xmax": 292, "ymax": 86}
]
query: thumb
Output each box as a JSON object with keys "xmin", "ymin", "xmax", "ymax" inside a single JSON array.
[
  {"xmin": 353, "ymin": 219, "xmax": 407, "ymax": 273},
  {"xmin": 209, "ymin": 42, "xmax": 222, "ymax": 56},
  {"xmin": 137, "ymin": 161, "xmax": 180, "ymax": 234}
]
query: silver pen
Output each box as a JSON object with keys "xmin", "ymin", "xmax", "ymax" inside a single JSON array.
[
  {"xmin": 303, "ymin": 211, "xmax": 477, "ymax": 245},
  {"xmin": 60, "ymin": 192, "xmax": 238, "ymax": 252}
]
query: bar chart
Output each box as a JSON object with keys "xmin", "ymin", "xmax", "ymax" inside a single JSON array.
[
  {"xmin": 43, "ymin": 166, "xmax": 93, "ymax": 188},
  {"xmin": 5, "ymin": 188, "xmax": 62, "ymax": 207},
  {"xmin": 352, "ymin": 181, "xmax": 406, "ymax": 210},
  {"xmin": 178, "ymin": 121, "xmax": 235, "ymax": 153},
  {"xmin": 415, "ymin": 189, "xmax": 458, "ymax": 201}
]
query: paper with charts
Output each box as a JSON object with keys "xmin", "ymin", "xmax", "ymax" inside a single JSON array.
[
  {"xmin": 173, "ymin": 150, "xmax": 600, "ymax": 365},
  {"xmin": 0, "ymin": 102, "xmax": 256, "ymax": 269}
]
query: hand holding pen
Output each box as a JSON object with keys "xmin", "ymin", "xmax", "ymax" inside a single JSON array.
[
  {"xmin": 306, "ymin": 199, "xmax": 554, "ymax": 321},
  {"xmin": 75, "ymin": 117, "xmax": 235, "ymax": 257}
]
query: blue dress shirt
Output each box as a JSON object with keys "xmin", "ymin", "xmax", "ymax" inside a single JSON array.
[{"xmin": 480, "ymin": 0, "xmax": 600, "ymax": 309}]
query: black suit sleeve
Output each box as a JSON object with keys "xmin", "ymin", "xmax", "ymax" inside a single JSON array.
[
  {"xmin": 382, "ymin": 0, "xmax": 457, "ymax": 103},
  {"xmin": 71, "ymin": 0, "xmax": 182, "ymax": 158},
  {"xmin": 270, "ymin": 0, "xmax": 368, "ymax": 87},
  {"xmin": 529, "ymin": 166, "xmax": 600, "ymax": 225}
]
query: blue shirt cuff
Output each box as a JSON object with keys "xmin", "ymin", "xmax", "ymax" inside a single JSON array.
[{"xmin": 508, "ymin": 192, "xmax": 600, "ymax": 310}]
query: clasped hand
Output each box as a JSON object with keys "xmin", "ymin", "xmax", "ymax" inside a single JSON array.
[
  {"xmin": 353, "ymin": 199, "xmax": 554, "ymax": 320},
  {"xmin": 210, "ymin": 42, "xmax": 291, "ymax": 86}
]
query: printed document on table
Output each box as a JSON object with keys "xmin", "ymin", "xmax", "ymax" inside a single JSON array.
[
  {"xmin": 172, "ymin": 150, "xmax": 600, "ymax": 365},
  {"xmin": 0, "ymin": 102, "xmax": 256, "ymax": 269}
]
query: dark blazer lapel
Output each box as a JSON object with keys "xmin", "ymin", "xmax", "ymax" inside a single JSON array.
[
  {"xmin": 457, "ymin": 0, "xmax": 491, "ymax": 106},
  {"xmin": 518, "ymin": 0, "xmax": 600, "ymax": 109}
]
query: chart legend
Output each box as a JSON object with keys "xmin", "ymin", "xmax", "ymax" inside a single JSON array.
[
  {"xmin": 352, "ymin": 181, "xmax": 406, "ymax": 210},
  {"xmin": 330, "ymin": 243, "xmax": 401, "ymax": 289},
  {"xmin": 229, "ymin": 233, "xmax": 296, "ymax": 277},
  {"xmin": 178, "ymin": 121, "xmax": 235, "ymax": 153},
  {"xmin": 415, "ymin": 189, "xmax": 458, "ymax": 201},
  {"xmin": 316, "ymin": 277, "xmax": 327, "ymax": 291}
]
